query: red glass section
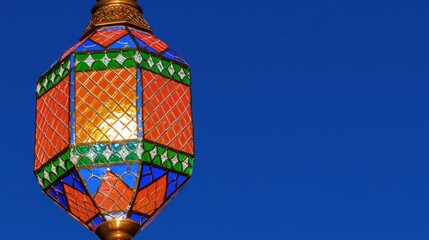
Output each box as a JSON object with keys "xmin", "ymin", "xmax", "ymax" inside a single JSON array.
[
  {"xmin": 64, "ymin": 184, "xmax": 98, "ymax": 223},
  {"xmin": 93, "ymin": 172, "xmax": 134, "ymax": 212},
  {"xmin": 90, "ymin": 30, "xmax": 128, "ymax": 47},
  {"xmin": 34, "ymin": 79, "xmax": 70, "ymax": 171},
  {"xmin": 131, "ymin": 30, "xmax": 168, "ymax": 52},
  {"xmin": 142, "ymin": 72, "xmax": 194, "ymax": 154},
  {"xmin": 132, "ymin": 175, "xmax": 167, "ymax": 215}
]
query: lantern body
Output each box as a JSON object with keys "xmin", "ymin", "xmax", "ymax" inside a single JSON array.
[{"xmin": 34, "ymin": 23, "xmax": 194, "ymax": 233}]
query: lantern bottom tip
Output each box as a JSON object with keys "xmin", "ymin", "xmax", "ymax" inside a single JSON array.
[{"xmin": 95, "ymin": 219, "xmax": 140, "ymax": 240}]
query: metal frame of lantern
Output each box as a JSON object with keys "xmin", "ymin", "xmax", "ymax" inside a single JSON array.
[{"xmin": 34, "ymin": 1, "xmax": 195, "ymax": 239}]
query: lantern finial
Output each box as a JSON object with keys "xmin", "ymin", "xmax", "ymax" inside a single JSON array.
[
  {"xmin": 81, "ymin": 0, "xmax": 152, "ymax": 39},
  {"xmin": 95, "ymin": 219, "xmax": 140, "ymax": 240}
]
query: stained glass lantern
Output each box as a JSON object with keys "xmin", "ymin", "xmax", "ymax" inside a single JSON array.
[{"xmin": 33, "ymin": 1, "xmax": 195, "ymax": 239}]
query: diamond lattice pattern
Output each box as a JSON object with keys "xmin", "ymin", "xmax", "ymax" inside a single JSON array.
[
  {"xmin": 35, "ymin": 79, "xmax": 69, "ymax": 171},
  {"xmin": 133, "ymin": 175, "xmax": 167, "ymax": 215},
  {"xmin": 93, "ymin": 172, "xmax": 134, "ymax": 212},
  {"xmin": 90, "ymin": 30, "xmax": 128, "ymax": 48},
  {"xmin": 64, "ymin": 184, "xmax": 98, "ymax": 223},
  {"xmin": 75, "ymin": 69, "xmax": 137, "ymax": 144},
  {"xmin": 131, "ymin": 30, "xmax": 168, "ymax": 52},
  {"xmin": 142, "ymin": 72, "xmax": 194, "ymax": 154}
]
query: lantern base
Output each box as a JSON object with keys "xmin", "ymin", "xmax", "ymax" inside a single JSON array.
[{"xmin": 95, "ymin": 219, "xmax": 140, "ymax": 240}]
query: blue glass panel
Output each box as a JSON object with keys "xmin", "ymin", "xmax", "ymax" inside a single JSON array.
[
  {"xmin": 139, "ymin": 175, "xmax": 152, "ymax": 189},
  {"xmin": 75, "ymin": 40, "xmax": 103, "ymax": 52},
  {"xmin": 162, "ymin": 50, "xmax": 185, "ymax": 64},
  {"xmin": 91, "ymin": 167, "xmax": 107, "ymax": 179},
  {"xmin": 48, "ymin": 188, "xmax": 58, "ymax": 199},
  {"xmin": 168, "ymin": 172, "xmax": 178, "ymax": 182},
  {"xmin": 166, "ymin": 182, "xmax": 176, "ymax": 197},
  {"xmin": 136, "ymin": 68, "xmax": 143, "ymax": 139},
  {"xmin": 73, "ymin": 179, "xmax": 87, "ymax": 194},
  {"xmin": 130, "ymin": 213, "xmax": 149, "ymax": 225},
  {"xmin": 122, "ymin": 173, "xmax": 137, "ymax": 188},
  {"xmin": 135, "ymin": 38, "xmax": 157, "ymax": 53},
  {"xmin": 109, "ymin": 35, "xmax": 137, "ymax": 49},
  {"xmin": 177, "ymin": 175, "xmax": 187, "ymax": 186},
  {"xmin": 152, "ymin": 167, "xmax": 167, "ymax": 180},
  {"xmin": 130, "ymin": 164, "xmax": 139, "ymax": 175},
  {"xmin": 63, "ymin": 171, "xmax": 86, "ymax": 193},
  {"xmin": 69, "ymin": 55, "xmax": 75, "ymax": 143},
  {"xmin": 110, "ymin": 164, "xmax": 128, "ymax": 176},
  {"xmin": 99, "ymin": 26, "xmax": 125, "ymax": 31},
  {"xmin": 58, "ymin": 193, "xmax": 68, "ymax": 208},
  {"xmin": 53, "ymin": 182, "xmax": 64, "ymax": 192},
  {"xmin": 48, "ymin": 183, "xmax": 69, "ymax": 209},
  {"xmin": 142, "ymin": 165, "xmax": 150, "ymax": 175},
  {"xmin": 79, "ymin": 169, "xmax": 92, "ymax": 181},
  {"xmin": 89, "ymin": 215, "xmax": 104, "ymax": 229},
  {"xmin": 86, "ymin": 177, "xmax": 101, "ymax": 196}
]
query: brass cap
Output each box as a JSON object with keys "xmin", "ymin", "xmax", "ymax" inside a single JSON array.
[
  {"xmin": 95, "ymin": 219, "xmax": 141, "ymax": 240},
  {"xmin": 81, "ymin": 0, "xmax": 152, "ymax": 39}
]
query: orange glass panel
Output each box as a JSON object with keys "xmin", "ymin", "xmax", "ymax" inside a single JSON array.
[
  {"xmin": 142, "ymin": 72, "xmax": 194, "ymax": 154},
  {"xmin": 93, "ymin": 172, "xmax": 134, "ymax": 212},
  {"xmin": 64, "ymin": 184, "xmax": 98, "ymax": 223},
  {"xmin": 90, "ymin": 30, "xmax": 128, "ymax": 47},
  {"xmin": 75, "ymin": 69, "xmax": 137, "ymax": 144},
  {"xmin": 131, "ymin": 30, "xmax": 168, "ymax": 52},
  {"xmin": 132, "ymin": 175, "xmax": 167, "ymax": 215},
  {"xmin": 34, "ymin": 79, "xmax": 70, "ymax": 171}
]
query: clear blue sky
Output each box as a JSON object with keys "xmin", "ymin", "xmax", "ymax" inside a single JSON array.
[{"xmin": 1, "ymin": 0, "xmax": 429, "ymax": 239}]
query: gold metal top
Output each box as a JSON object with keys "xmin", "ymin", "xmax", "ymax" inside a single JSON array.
[
  {"xmin": 95, "ymin": 219, "xmax": 141, "ymax": 240},
  {"xmin": 81, "ymin": 0, "xmax": 152, "ymax": 39}
]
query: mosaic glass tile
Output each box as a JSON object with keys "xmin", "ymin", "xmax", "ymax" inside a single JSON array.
[
  {"xmin": 139, "ymin": 52, "xmax": 191, "ymax": 85},
  {"xmin": 71, "ymin": 141, "xmax": 143, "ymax": 167},
  {"xmin": 132, "ymin": 174, "xmax": 167, "ymax": 215},
  {"xmin": 75, "ymin": 40, "xmax": 104, "ymax": 52},
  {"xmin": 93, "ymin": 171, "xmax": 135, "ymax": 212},
  {"xmin": 104, "ymin": 212, "xmax": 128, "ymax": 221},
  {"xmin": 162, "ymin": 49, "xmax": 186, "ymax": 65},
  {"xmin": 63, "ymin": 171, "xmax": 88, "ymax": 193},
  {"xmin": 74, "ymin": 50, "xmax": 191, "ymax": 85},
  {"xmin": 130, "ymin": 29, "xmax": 168, "ymax": 53},
  {"xmin": 47, "ymin": 182, "xmax": 69, "ymax": 210},
  {"xmin": 142, "ymin": 72, "xmax": 194, "ymax": 155},
  {"xmin": 90, "ymin": 30, "xmax": 128, "ymax": 48},
  {"xmin": 35, "ymin": 80, "xmax": 70, "ymax": 171},
  {"xmin": 36, "ymin": 59, "xmax": 70, "ymax": 97},
  {"xmin": 138, "ymin": 165, "xmax": 167, "ymax": 189},
  {"xmin": 108, "ymin": 35, "xmax": 137, "ymax": 49},
  {"xmin": 36, "ymin": 150, "xmax": 73, "ymax": 189},
  {"xmin": 88, "ymin": 215, "xmax": 104, "ymax": 230},
  {"xmin": 142, "ymin": 142, "xmax": 194, "ymax": 175},
  {"xmin": 166, "ymin": 172, "xmax": 187, "ymax": 198},
  {"xmin": 130, "ymin": 213, "xmax": 149, "ymax": 226},
  {"xmin": 79, "ymin": 164, "xmax": 139, "ymax": 198},
  {"xmin": 74, "ymin": 68, "xmax": 138, "ymax": 144},
  {"xmin": 75, "ymin": 50, "xmax": 137, "ymax": 71},
  {"xmin": 64, "ymin": 183, "xmax": 99, "ymax": 223}
]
